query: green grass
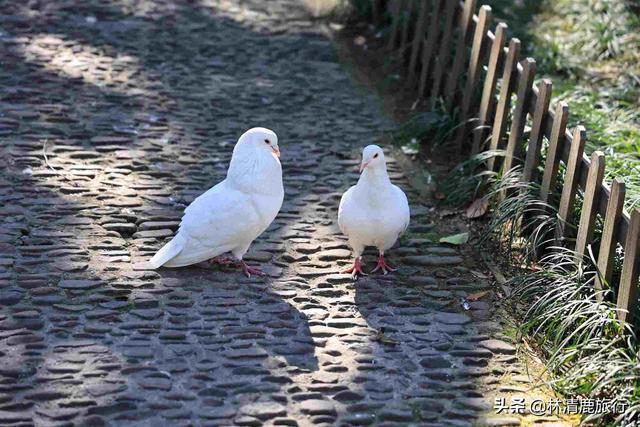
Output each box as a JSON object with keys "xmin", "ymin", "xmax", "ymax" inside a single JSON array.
[
  {"xmin": 473, "ymin": 162, "xmax": 638, "ymax": 426},
  {"xmin": 509, "ymin": 246, "xmax": 640, "ymax": 426},
  {"xmin": 386, "ymin": 108, "xmax": 460, "ymax": 150},
  {"xmin": 427, "ymin": 148, "xmax": 637, "ymax": 425},
  {"xmin": 484, "ymin": 0, "xmax": 640, "ymax": 209},
  {"xmin": 436, "ymin": 149, "xmax": 502, "ymax": 207}
]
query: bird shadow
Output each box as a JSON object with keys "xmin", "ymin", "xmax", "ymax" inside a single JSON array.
[{"xmin": 0, "ymin": 0, "xmax": 329, "ymax": 424}]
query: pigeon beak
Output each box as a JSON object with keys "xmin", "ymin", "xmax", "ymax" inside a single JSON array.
[
  {"xmin": 359, "ymin": 161, "xmax": 369, "ymax": 173},
  {"xmin": 272, "ymin": 147, "xmax": 281, "ymax": 158}
]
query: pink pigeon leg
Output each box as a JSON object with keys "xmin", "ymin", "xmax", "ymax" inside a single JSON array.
[
  {"xmin": 371, "ymin": 252, "xmax": 397, "ymax": 275},
  {"xmin": 342, "ymin": 257, "xmax": 367, "ymax": 279},
  {"xmin": 240, "ymin": 261, "xmax": 265, "ymax": 278}
]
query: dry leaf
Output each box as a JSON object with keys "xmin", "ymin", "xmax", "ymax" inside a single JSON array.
[
  {"xmin": 466, "ymin": 291, "xmax": 489, "ymax": 302},
  {"xmin": 439, "ymin": 209, "xmax": 459, "ymax": 218},
  {"xmin": 470, "ymin": 270, "xmax": 490, "ymax": 279},
  {"xmin": 354, "ymin": 35, "xmax": 366, "ymax": 46},
  {"xmin": 465, "ymin": 197, "xmax": 489, "ymax": 219},
  {"xmin": 374, "ymin": 330, "xmax": 399, "ymax": 345},
  {"xmin": 522, "ymin": 338, "xmax": 542, "ymax": 364}
]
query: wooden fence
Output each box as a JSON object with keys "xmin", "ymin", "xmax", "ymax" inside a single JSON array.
[{"xmin": 366, "ymin": 0, "xmax": 640, "ymax": 326}]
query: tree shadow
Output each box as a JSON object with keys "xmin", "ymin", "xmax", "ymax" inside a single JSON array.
[
  {"xmin": 0, "ymin": 0, "xmax": 499, "ymax": 424},
  {"xmin": 0, "ymin": 0, "xmax": 333, "ymax": 424}
]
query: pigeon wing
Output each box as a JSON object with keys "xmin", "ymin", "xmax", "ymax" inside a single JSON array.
[
  {"xmin": 393, "ymin": 184, "xmax": 411, "ymax": 237},
  {"xmin": 338, "ymin": 185, "xmax": 356, "ymax": 236},
  {"xmin": 159, "ymin": 180, "xmax": 262, "ymax": 267}
]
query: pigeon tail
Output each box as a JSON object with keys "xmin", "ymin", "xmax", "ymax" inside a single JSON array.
[{"xmin": 149, "ymin": 233, "xmax": 185, "ymax": 268}]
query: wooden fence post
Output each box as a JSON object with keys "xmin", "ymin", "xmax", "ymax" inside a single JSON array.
[
  {"xmin": 540, "ymin": 102, "xmax": 569, "ymax": 203},
  {"xmin": 428, "ymin": 0, "xmax": 458, "ymax": 107},
  {"xmin": 617, "ymin": 209, "xmax": 640, "ymax": 326},
  {"xmin": 388, "ymin": 0, "xmax": 405, "ymax": 51},
  {"xmin": 555, "ymin": 126, "xmax": 587, "ymax": 247},
  {"xmin": 418, "ymin": 0, "xmax": 443, "ymax": 97},
  {"xmin": 522, "ymin": 79, "xmax": 552, "ymax": 184},
  {"xmin": 408, "ymin": 0, "xmax": 430, "ymax": 84},
  {"xmin": 443, "ymin": 0, "xmax": 477, "ymax": 109},
  {"xmin": 453, "ymin": 5, "xmax": 492, "ymax": 154},
  {"xmin": 371, "ymin": 0, "xmax": 381, "ymax": 24},
  {"xmin": 501, "ymin": 58, "xmax": 536, "ymax": 178},
  {"xmin": 595, "ymin": 179, "xmax": 626, "ymax": 299},
  {"xmin": 574, "ymin": 151, "xmax": 605, "ymax": 260},
  {"xmin": 486, "ymin": 38, "xmax": 520, "ymax": 171},
  {"xmin": 399, "ymin": 0, "xmax": 416, "ymax": 63},
  {"xmin": 471, "ymin": 23, "xmax": 507, "ymax": 154}
]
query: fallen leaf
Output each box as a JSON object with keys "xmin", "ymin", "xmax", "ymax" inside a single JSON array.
[
  {"xmin": 434, "ymin": 269, "xmax": 449, "ymax": 278},
  {"xmin": 374, "ymin": 330, "xmax": 400, "ymax": 346},
  {"xmin": 439, "ymin": 232, "xmax": 469, "ymax": 245},
  {"xmin": 522, "ymin": 338, "xmax": 543, "ymax": 364},
  {"xmin": 470, "ymin": 270, "xmax": 490, "ymax": 279},
  {"xmin": 465, "ymin": 197, "xmax": 489, "ymax": 219},
  {"xmin": 401, "ymin": 139, "xmax": 419, "ymax": 155},
  {"xmin": 354, "ymin": 35, "xmax": 366, "ymax": 46},
  {"xmin": 439, "ymin": 209, "xmax": 459, "ymax": 218},
  {"xmin": 466, "ymin": 291, "xmax": 489, "ymax": 301}
]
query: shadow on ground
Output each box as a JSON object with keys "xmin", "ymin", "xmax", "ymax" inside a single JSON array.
[{"xmin": 0, "ymin": 0, "xmax": 529, "ymax": 425}]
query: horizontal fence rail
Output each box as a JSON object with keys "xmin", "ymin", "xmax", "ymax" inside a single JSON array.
[{"xmin": 370, "ymin": 0, "xmax": 640, "ymax": 326}]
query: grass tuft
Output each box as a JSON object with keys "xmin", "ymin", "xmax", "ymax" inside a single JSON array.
[
  {"xmin": 509, "ymin": 246, "xmax": 640, "ymax": 425},
  {"xmin": 483, "ymin": 167, "xmax": 559, "ymax": 262},
  {"xmin": 437, "ymin": 150, "xmax": 502, "ymax": 207},
  {"xmin": 386, "ymin": 110, "xmax": 459, "ymax": 150}
]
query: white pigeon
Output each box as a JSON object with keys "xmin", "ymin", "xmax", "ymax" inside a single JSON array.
[
  {"xmin": 338, "ymin": 145, "xmax": 410, "ymax": 278},
  {"xmin": 149, "ymin": 127, "xmax": 284, "ymax": 277}
]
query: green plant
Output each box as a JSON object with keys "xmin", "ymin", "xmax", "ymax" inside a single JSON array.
[
  {"xmin": 509, "ymin": 247, "xmax": 640, "ymax": 425},
  {"xmin": 486, "ymin": 0, "xmax": 640, "ymax": 210},
  {"xmin": 387, "ymin": 109, "xmax": 459, "ymax": 149},
  {"xmin": 482, "ymin": 167, "xmax": 560, "ymax": 262},
  {"xmin": 436, "ymin": 150, "xmax": 503, "ymax": 207}
]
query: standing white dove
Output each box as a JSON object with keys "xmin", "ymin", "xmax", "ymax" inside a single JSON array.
[
  {"xmin": 149, "ymin": 127, "xmax": 284, "ymax": 277},
  {"xmin": 338, "ymin": 145, "xmax": 410, "ymax": 278}
]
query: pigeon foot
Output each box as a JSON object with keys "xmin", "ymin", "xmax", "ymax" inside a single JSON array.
[
  {"xmin": 241, "ymin": 261, "xmax": 265, "ymax": 278},
  {"xmin": 342, "ymin": 257, "xmax": 367, "ymax": 280},
  {"xmin": 371, "ymin": 254, "xmax": 396, "ymax": 275}
]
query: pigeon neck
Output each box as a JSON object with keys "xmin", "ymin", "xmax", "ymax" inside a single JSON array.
[
  {"xmin": 227, "ymin": 148, "xmax": 282, "ymax": 196},
  {"xmin": 359, "ymin": 165, "xmax": 390, "ymax": 187}
]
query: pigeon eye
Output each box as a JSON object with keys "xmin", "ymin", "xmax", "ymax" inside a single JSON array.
[
  {"xmin": 373, "ymin": 153, "xmax": 379, "ymax": 158},
  {"xmin": 264, "ymin": 139, "xmax": 270, "ymax": 144}
]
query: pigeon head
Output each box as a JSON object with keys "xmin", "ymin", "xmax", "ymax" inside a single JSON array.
[
  {"xmin": 227, "ymin": 127, "xmax": 283, "ymax": 196},
  {"xmin": 359, "ymin": 144, "xmax": 386, "ymax": 173},
  {"xmin": 237, "ymin": 127, "xmax": 280, "ymax": 159}
]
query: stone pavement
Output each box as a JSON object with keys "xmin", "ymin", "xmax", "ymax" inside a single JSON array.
[{"xmin": 0, "ymin": 1, "xmax": 552, "ymax": 425}]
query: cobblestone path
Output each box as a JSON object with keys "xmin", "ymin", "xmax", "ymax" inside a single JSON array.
[{"xmin": 0, "ymin": 1, "xmax": 549, "ymax": 426}]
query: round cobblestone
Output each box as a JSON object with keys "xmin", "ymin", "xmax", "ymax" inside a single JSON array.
[{"xmin": 0, "ymin": 0, "xmax": 558, "ymax": 425}]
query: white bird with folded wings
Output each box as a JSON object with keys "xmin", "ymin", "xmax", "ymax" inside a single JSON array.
[
  {"xmin": 149, "ymin": 127, "xmax": 284, "ymax": 277},
  {"xmin": 338, "ymin": 145, "xmax": 410, "ymax": 279}
]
